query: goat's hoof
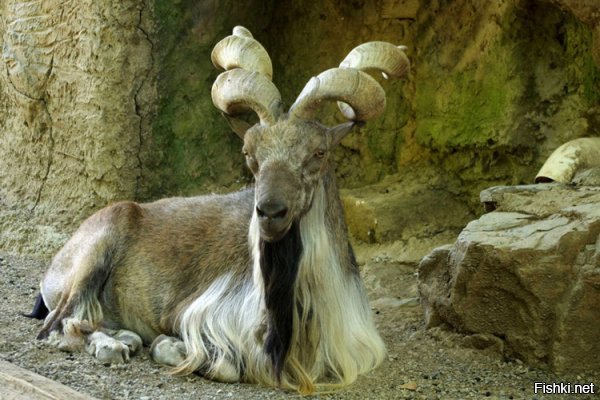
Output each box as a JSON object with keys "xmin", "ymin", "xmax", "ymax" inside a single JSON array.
[
  {"xmin": 208, "ymin": 358, "xmax": 240, "ymax": 383},
  {"xmin": 86, "ymin": 331, "xmax": 130, "ymax": 364},
  {"xmin": 150, "ymin": 334, "xmax": 186, "ymax": 367},
  {"xmin": 114, "ymin": 329, "xmax": 143, "ymax": 355},
  {"xmin": 56, "ymin": 333, "xmax": 86, "ymax": 352}
]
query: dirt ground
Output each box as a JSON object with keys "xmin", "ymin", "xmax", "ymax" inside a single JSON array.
[{"xmin": 0, "ymin": 249, "xmax": 598, "ymax": 400}]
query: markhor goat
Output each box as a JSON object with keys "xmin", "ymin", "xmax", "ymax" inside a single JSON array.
[{"xmin": 29, "ymin": 27, "xmax": 410, "ymax": 393}]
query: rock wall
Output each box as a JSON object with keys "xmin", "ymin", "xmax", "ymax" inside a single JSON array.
[
  {"xmin": 260, "ymin": 0, "xmax": 599, "ymax": 196},
  {"xmin": 413, "ymin": 0, "xmax": 599, "ymax": 202},
  {"xmin": 0, "ymin": 0, "xmax": 598, "ymax": 257},
  {"xmin": 143, "ymin": 0, "xmax": 274, "ymax": 198},
  {"xmin": 0, "ymin": 0, "xmax": 154, "ymax": 255},
  {"xmin": 145, "ymin": 0, "xmax": 599, "ymax": 211}
]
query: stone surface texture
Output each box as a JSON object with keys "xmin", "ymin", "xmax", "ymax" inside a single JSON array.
[
  {"xmin": 0, "ymin": 0, "xmax": 598, "ymax": 260},
  {"xmin": 418, "ymin": 183, "xmax": 600, "ymax": 373},
  {"xmin": 0, "ymin": 0, "xmax": 155, "ymax": 255}
]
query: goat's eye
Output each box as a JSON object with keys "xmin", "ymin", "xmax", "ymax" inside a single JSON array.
[{"xmin": 315, "ymin": 150, "xmax": 326, "ymax": 158}]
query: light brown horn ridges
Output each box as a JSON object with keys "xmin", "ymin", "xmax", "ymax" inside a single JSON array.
[
  {"xmin": 289, "ymin": 67, "xmax": 386, "ymax": 121},
  {"xmin": 339, "ymin": 41, "xmax": 410, "ymax": 80},
  {"xmin": 212, "ymin": 69, "xmax": 282, "ymax": 125},
  {"xmin": 211, "ymin": 26, "xmax": 273, "ymax": 80}
]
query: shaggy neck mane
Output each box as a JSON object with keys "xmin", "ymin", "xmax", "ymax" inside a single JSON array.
[
  {"xmin": 259, "ymin": 223, "xmax": 302, "ymax": 380},
  {"xmin": 254, "ymin": 168, "xmax": 374, "ymax": 390},
  {"xmin": 177, "ymin": 172, "xmax": 383, "ymax": 392}
]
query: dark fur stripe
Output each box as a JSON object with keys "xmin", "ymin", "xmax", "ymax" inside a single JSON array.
[
  {"xmin": 348, "ymin": 244, "xmax": 360, "ymax": 274},
  {"xmin": 259, "ymin": 223, "xmax": 302, "ymax": 382},
  {"xmin": 23, "ymin": 293, "xmax": 49, "ymax": 320}
]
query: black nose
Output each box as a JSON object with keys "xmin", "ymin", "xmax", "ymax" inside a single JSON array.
[{"xmin": 256, "ymin": 200, "xmax": 288, "ymax": 220}]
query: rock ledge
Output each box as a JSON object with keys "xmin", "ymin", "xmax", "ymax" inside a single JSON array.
[{"xmin": 418, "ymin": 183, "xmax": 600, "ymax": 373}]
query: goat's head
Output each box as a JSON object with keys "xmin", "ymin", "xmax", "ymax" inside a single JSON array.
[{"xmin": 211, "ymin": 26, "xmax": 409, "ymax": 242}]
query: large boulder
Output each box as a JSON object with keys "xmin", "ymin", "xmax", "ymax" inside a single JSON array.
[{"xmin": 418, "ymin": 183, "xmax": 600, "ymax": 373}]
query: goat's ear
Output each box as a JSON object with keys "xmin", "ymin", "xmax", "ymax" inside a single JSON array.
[
  {"xmin": 222, "ymin": 113, "xmax": 253, "ymax": 139},
  {"xmin": 328, "ymin": 121, "xmax": 362, "ymax": 147}
]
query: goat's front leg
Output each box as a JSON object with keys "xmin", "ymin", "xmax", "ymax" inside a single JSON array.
[
  {"xmin": 85, "ymin": 329, "xmax": 143, "ymax": 364},
  {"xmin": 46, "ymin": 324, "xmax": 143, "ymax": 365},
  {"xmin": 150, "ymin": 334, "xmax": 187, "ymax": 367},
  {"xmin": 86, "ymin": 332, "xmax": 128, "ymax": 364},
  {"xmin": 151, "ymin": 334, "xmax": 240, "ymax": 382}
]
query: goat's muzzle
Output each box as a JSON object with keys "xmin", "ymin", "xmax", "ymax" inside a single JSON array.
[{"xmin": 256, "ymin": 198, "xmax": 292, "ymax": 243}]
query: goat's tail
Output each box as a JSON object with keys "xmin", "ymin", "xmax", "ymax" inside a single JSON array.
[{"xmin": 22, "ymin": 292, "xmax": 49, "ymax": 320}]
